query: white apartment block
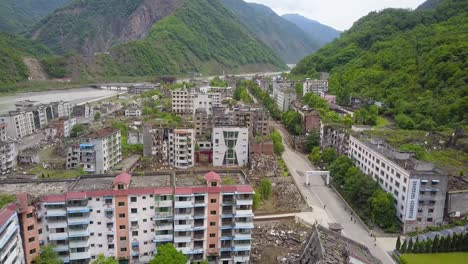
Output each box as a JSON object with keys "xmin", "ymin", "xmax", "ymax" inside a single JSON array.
[
  {"xmin": 0, "ymin": 140, "xmax": 17, "ymax": 174},
  {"xmin": 64, "ymin": 118, "xmax": 77, "ymax": 138},
  {"xmin": 168, "ymin": 129, "xmax": 195, "ymax": 169},
  {"xmin": 80, "ymin": 128, "xmax": 122, "ymax": 173},
  {"xmin": 0, "ymin": 204, "xmax": 25, "ymax": 264},
  {"xmin": 303, "ymin": 79, "xmax": 328, "ymax": 96},
  {"xmin": 212, "ymin": 127, "xmax": 249, "ymax": 167},
  {"xmin": 348, "ymin": 136, "xmax": 448, "ymax": 233},
  {"xmin": 32, "ymin": 105, "xmax": 49, "ymax": 129},
  {"xmin": 272, "ymin": 82, "xmax": 297, "ymax": 112},
  {"xmin": 172, "ymin": 89, "xmax": 193, "ymax": 115},
  {"xmin": 51, "ymin": 101, "xmax": 72, "ymax": 118},
  {"xmin": 0, "ymin": 111, "xmax": 35, "ymax": 139},
  {"xmin": 125, "ymin": 109, "xmax": 142, "ymax": 117},
  {"xmin": 192, "ymin": 94, "xmax": 213, "ymax": 116}
]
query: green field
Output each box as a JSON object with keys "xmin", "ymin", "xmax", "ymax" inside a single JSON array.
[{"xmin": 400, "ymin": 253, "xmax": 468, "ymax": 264}]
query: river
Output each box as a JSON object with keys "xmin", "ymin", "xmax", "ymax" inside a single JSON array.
[{"xmin": 0, "ymin": 88, "xmax": 120, "ymax": 112}]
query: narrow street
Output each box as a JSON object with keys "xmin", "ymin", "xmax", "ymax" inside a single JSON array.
[{"xmin": 273, "ymin": 123, "xmax": 396, "ymax": 264}]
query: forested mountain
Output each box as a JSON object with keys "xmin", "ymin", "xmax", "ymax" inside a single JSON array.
[
  {"xmin": 282, "ymin": 14, "xmax": 341, "ymax": 47},
  {"xmin": 31, "ymin": 0, "xmax": 285, "ymax": 76},
  {"xmin": 0, "ymin": 0, "xmax": 71, "ymax": 34},
  {"xmin": 219, "ymin": 0, "xmax": 320, "ymax": 63},
  {"xmin": 0, "ymin": 33, "xmax": 52, "ymax": 86},
  {"xmin": 292, "ymin": 0, "xmax": 467, "ymax": 130}
]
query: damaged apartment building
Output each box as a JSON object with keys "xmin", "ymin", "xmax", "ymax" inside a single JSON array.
[{"xmin": 143, "ymin": 124, "xmax": 195, "ymax": 169}]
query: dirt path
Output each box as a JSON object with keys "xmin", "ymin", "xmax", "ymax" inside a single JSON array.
[{"xmin": 23, "ymin": 57, "xmax": 48, "ymax": 80}]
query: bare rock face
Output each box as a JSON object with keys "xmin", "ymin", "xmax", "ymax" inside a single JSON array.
[{"xmin": 120, "ymin": 0, "xmax": 182, "ymax": 42}]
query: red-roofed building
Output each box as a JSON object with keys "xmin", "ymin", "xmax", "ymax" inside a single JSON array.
[
  {"xmin": 113, "ymin": 172, "xmax": 132, "ymax": 190},
  {"xmin": 15, "ymin": 193, "xmax": 40, "ymax": 263}
]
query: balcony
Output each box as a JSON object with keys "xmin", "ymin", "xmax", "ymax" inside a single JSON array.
[
  {"xmin": 234, "ymin": 255, "xmax": 250, "ymax": 262},
  {"xmin": 155, "ymin": 200, "xmax": 173, "ymax": 207},
  {"xmin": 69, "ymin": 251, "xmax": 91, "ymax": 261},
  {"xmin": 222, "ymin": 199, "xmax": 234, "ymax": 206},
  {"xmin": 235, "ymin": 222, "xmax": 254, "ymax": 229},
  {"xmin": 234, "ymin": 245, "xmax": 252, "ymax": 251},
  {"xmin": 236, "ymin": 199, "xmax": 253, "ymax": 206},
  {"xmin": 174, "ymin": 201, "xmax": 194, "ymax": 208},
  {"xmin": 189, "ymin": 248, "xmax": 204, "ymax": 255},
  {"xmin": 174, "ymin": 213, "xmax": 192, "ymax": 220},
  {"xmin": 52, "ymin": 244, "xmax": 69, "ymax": 252},
  {"xmin": 46, "ymin": 208, "xmax": 67, "ymax": 217},
  {"xmin": 47, "ymin": 221, "xmax": 67, "ymax": 229},
  {"xmin": 68, "ymin": 230, "xmax": 89, "ymax": 238},
  {"xmin": 67, "ymin": 207, "xmax": 90, "ymax": 214},
  {"xmin": 193, "ymin": 233, "xmax": 204, "ymax": 240},
  {"xmin": 69, "ymin": 240, "xmax": 89, "ymax": 248},
  {"xmin": 49, "ymin": 232, "xmax": 68, "ymax": 241},
  {"xmin": 176, "ymin": 247, "xmax": 191, "ymax": 255},
  {"xmin": 153, "ymin": 234, "xmax": 173, "ymax": 242},
  {"xmin": 174, "ymin": 224, "xmax": 192, "ymax": 231},
  {"xmin": 154, "ymin": 212, "xmax": 173, "ymax": 219},
  {"xmin": 235, "ymin": 209, "xmax": 253, "ymax": 217},
  {"xmin": 174, "ymin": 235, "xmax": 192, "ymax": 243},
  {"xmin": 67, "ymin": 217, "xmax": 90, "ymax": 225},
  {"xmin": 155, "ymin": 224, "xmax": 173, "ymax": 231},
  {"xmin": 234, "ymin": 233, "xmax": 251, "ymax": 240}
]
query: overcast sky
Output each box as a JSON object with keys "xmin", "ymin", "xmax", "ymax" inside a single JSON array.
[{"xmin": 245, "ymin": 0, "xmax": 426, "ymax": 30}]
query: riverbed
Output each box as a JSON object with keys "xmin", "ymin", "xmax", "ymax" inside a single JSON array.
[{"xmin": 0, "ymin": 87, "xmax": 120, "ymax": 112}]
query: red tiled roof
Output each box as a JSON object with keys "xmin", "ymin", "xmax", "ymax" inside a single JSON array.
[
  {"xmin": 0, "ymin": 203, "xmax": 17, "ymax": 227},
  {"xmin": 113, "ymin": 172, "xmax": 132, "ymax": 186},
  {"xmin": 204, "ymin": 171, "xmax": 220, "ymax": 182},
  {"xmin": 66, "ymin": 192, "xmax": 87, "ymax": 200},
  {"xmin": 235, "ymin": 185, "xmax": 253, "ymax": 193},
  {"xmin": 42, "ymin": 195, "xmax": 66, "ymax": 203},
  {"xmin": 175, "ymin": 188, "xmax": 194, "ymax": 195}
]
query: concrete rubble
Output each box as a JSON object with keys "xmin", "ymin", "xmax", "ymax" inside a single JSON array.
[
  {"xmin": 248, "ymin": 154, "xmax": 308, "ymax": 212},
  {"xmin": 252, "ymin": 221, "xmax": 310, "ymax": 264}
]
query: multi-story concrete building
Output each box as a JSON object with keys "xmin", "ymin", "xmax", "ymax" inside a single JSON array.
[
  {"xmin": 49, "ymin": 117, "xmax": 77, "ymax": 138},
  {"xmin": 319, "ymin": 123, "xmax": 349, "ymax": 156},
  {"xmin": 16, "ymin": 194, "xmax": 41, "ymax": 264},
  {"xmin": 272, "ymin": 82, "xmax": 297, "ymax": 112},
  {"xmin": 31, "ymin": 105, "xmax": 49, "ymax": 129},
  {"xmin": 213, "ymin": 127, "xmax": 249, "ymax": 167},
  {"xmin": 233, "ymin": 107, "xmax": 270, "ymax": 137},
  {"xmin": 348, "ymin": 136, "xmax": 448, "ymax": 233},
  {"xmin": 50, "ymin": 101, "xmax": 72, "ymax": 119},
  {"xmin": 125, "ymin": 108, "xmax": 142, "ymax": 118},
  {"xmin": 73, "ymin": 103, "xmax": 94, "ymax": 119},
  {"xmin": 192, "ymin": 94, "xmax": 213, "ymax": 116},
  {"xmin": 0, "ymin": 111, "xmax": 35, "ymax": 139},
  {"xmin": 0, "ymin": 170, "xmax": 253, "ymax": 264},
  {"xmin": 303, "ymin": 79, "xmax": 328, "ymax": 96},
  {"xmin": 0, "ymin": 203, "xmax": 25, "ymax": 264},
  {"xmin": 143, "ymin": 125, "xmax": 195, "ymax": 169},
  {"xmin": 194, "ymin": 109, "xmax": 212, "ymax": 141},
  {"xmin": 78, "ymin": 128, "xmax": 122, "ymax": 173},
  {"xmin": 168, "ymin": 129, "xmax": 195, "ymax": 169},
  {"xmin": 172, "ymin": 89, "xmax": 193, "ymax": 115}
]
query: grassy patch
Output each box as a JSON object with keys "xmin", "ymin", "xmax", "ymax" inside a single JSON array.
[
  {"xmin": 31, "ymin": 166, "xmax": 83, "ymax": 179},
  {"xmin": 400, "ymin": 253, "xmax": 468, "ymax": 264},
  {"xmin": 277, "ymin": 158, "xmax": 290, "ymax": 177},
  {"xmin": 375, "ymin": 116, "xmax": 391, "ymax": 128},
  {"xmin": 0, "ymin": 193, "xmax": 15, "ymax": 209}
]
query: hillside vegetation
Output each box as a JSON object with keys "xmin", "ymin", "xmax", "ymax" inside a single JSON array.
[
  {"xmin": 0, "ymin": 33, "xmax": 53, "ymax": 88},
  {"xmin": 220, "ymin": 0, "xmax": 320, "ymax": 63},
  {"xmin": 0, "ymin": 0, "xmax": 71, "ymax": 34},
  {"xmin": 292, "ymin": 0, "xmax": 467, "ymax": 130},
  {"xmin": 282, "ymin": 14, "xmax": 341, "ymax": 47},
  {"xmin": 90, "ymin": 0, "xmax": 285, "ymax": 76}
]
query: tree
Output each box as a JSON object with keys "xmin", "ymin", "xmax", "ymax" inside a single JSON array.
[
  {"xmin": 71, "ymin": 124, "xmax": 86, "ymax": 137},
  {"xmin": 259, "ymin": 178, "xmax": 272, "ymax": 200},
  {"xmin": 432, "ymin": 235, "xmax": 440, "ymax": 252},
  {"xmin": 308, "ymin": 147, "xmax": 321, "ymax": 165},
  {"xmin": 407, "ymin": 238, "xmax": 414, "ymax": 253},
  {"xmin": 91, "ymin": 254, "xmax": 118, "ymax": 264},
  {"xmin": 320, "ymin": 147, "xmax": 337, "ymax": 166},
  {"xmin": 252, "ymin": 190, "xmax": 261, "ymax": 210},
  {"xmin": 413, "ymin": 237, "xmax": 420, "ymax": 253},
  {"xmin": 304, "ymin": 131, "xmax": 320, "ymax": 152},
  {"xmin": 400, "ymin": 240, "xmax": 407, "ymax": 253},
  {"xmin": 329, "ymin": 155, "xmax": 353, "ymax": 186},
  {"xmin": 273, "ymin": 141, "xmax": 285, "ymax": 156},
  {"xmin": 396, "ymin": 235, "xmax": 401, "ymax": 251},
  {"xmin": 94, "ymin": 111, "xmax": 101, "ymax": 121},
  {"xmin": 150, "ymin": 244, "xmax": 187, "ymax": 264},
  {"xmin": 33, "ymin": 245, "xmax": 62, "ymax": 264}
]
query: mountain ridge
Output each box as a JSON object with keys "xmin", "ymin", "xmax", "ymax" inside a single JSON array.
[{"xmin": 282, "ymin": 14, "xmax": 341, "ymax": 47}]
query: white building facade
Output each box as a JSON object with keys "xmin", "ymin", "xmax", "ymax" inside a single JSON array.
[
  {"xmin": 212, "ymin": 127, "xmax": 249, "ymax": 167},
  {"xmin": 303, "ymin": 79, "xmax": 328, "ymax": 96},
  {"xmin": 0, "ymin": 204, "xmax": 25, "ymax": 264},
  {"xmin": 0, "ymin": 111, "xmax": 35, "ymax": 139},
  {"xmin": 171, "ymin": 89, "xmax": 193, "ymax": 115},
  {"xmin": 272, "ymin": 82, "xmax": 297, "ymax": 112},
  {"xmin": 168, "ymin": 129, "xmax": 195, "ymax": 169},
  {"xmin": 80, "ymin": 128, "xmax": 122, "ymax": 173}
]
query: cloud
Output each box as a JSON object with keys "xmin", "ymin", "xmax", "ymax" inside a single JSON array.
[{"xmin": 245, "ymin": 0, "xmax": 426, "ymax": 30}]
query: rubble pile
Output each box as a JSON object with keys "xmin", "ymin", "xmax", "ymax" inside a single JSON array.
[
  {"xmin": 252, "ymin": 221, "xmax": 310, "ymax": 264},
  {"xmin": 248, "ymin": 154, "xmax": 308, "ymax": 212}
]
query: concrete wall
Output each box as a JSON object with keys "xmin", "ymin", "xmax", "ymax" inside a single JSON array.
[
  {"xmin": 249, "ymin": 142, "xmax": 274, "ymax": 156},
  {"xmin": 447, "ymin": 190, "xmax": 468, "ymax": 217}
]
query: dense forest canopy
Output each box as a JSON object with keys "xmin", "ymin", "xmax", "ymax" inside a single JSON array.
[{"xmin": 292, "ymin": 0, "xmax": 467, "ymax": 130}]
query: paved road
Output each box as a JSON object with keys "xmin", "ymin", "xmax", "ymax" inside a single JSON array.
[{"xmin": 273, "ymin": 123, "xmax": 395, "ymax": 264}]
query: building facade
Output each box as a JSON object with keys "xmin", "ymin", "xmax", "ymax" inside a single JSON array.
[
  {"xmin": 0, "ymin": 171, "xmax": 254, "ymax": 264},
  {"xmin": 168, "ymin": 129, "xmax": 195, "ymax": 169},
  {"xmin": 0, "ymin": 203, "xmax": 25, "ymax": 264},
  {"xmin": 212, "ymin": 127, "xmax": 249, "ymax": 167},
  {"xmin": 172, "ymin": 89, "xmax": 193, "ymax": 115},
  {"xmin": 272, "ymin": 82, "xmax": 297, "ymax": 112},
  {"xmin": 0, "ymin": 111, "xmax": 35, "ymax": 139},
  {"xmin": 348, "ymin": 136, "xmax": 448, "ymax": 233},
  {"xmin": 78, "ymin": 128, "xmax": 122, "ymax": 173},
  {"xmin": 303, "ymin": 79, "xmax": 328, "ymax": 96}
]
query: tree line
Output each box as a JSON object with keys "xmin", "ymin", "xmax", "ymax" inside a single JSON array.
[{"xmin": 397, "ymin": 233, "xmax": 468, "ymax": 254}]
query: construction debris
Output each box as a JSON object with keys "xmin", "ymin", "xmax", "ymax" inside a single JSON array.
[{"xmin": 252, "ymin": 221, "xmax": 310, "ymax": 264}]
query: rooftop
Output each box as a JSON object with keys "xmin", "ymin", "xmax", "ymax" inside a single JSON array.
[{"xmin": 86, "ymin": 127, "xmax": 120, "ymax": 139}]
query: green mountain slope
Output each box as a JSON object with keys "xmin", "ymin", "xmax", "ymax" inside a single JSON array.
[
  {"xmin": 79, "ymin": 0, "xmax": 285, "ymax": 77},
  {"xmin": 219, "ymin": 0, "xmax": 319, "ymax": 63},
  {"xmin": 292, "ymin": 0, "xmax": 467, "ymax": 130},
  {"xmin": 282, "ymin": 14, "xmax": 341, "ymax": 47},
  {"xmin": 0, "ymin": 0, "xmax": 71, "ymax": 34},
  {"xmin": 0, "ymin": 33, "xmax": 52, "ymax": 87}
]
